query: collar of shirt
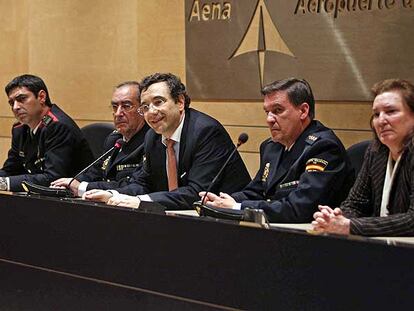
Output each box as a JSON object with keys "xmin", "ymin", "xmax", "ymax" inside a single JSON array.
[
  {"xmin": 31, "ymin": 122, "xmax": 41, "ymax": 135},
  {"xmin": 161, "ymin": 112, "xmax": 185, "ymax": 147},
  {"xmin": 31, "ymin": 107, "xmax": 52, "ymax": 135},
  {"xmin": 380, "ymin": 151, "xmax": 403, "ymax": 217},
  {"xmin": 284, "ymin": 142, "xmax": 295, "ymax": 152}
]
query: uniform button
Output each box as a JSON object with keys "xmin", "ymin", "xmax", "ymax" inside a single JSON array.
[{"xmin": 267, "ymin": 199, "xmax": 271, "ymax": 202}]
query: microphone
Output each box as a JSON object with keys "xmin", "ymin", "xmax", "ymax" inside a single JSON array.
[
  {"xmin": 67, "ymin": 139, "xmax": 124, "ymax": 189},
  {"xmin": 237, "ymin": 132, "xmax": 248, "ymax": 147},
  {"xmin": 201, "ymin": 133, "xmax": 248, "ymax": 205}
]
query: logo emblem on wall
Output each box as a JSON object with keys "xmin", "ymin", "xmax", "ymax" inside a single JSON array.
[
  {"xmin": 229, "ymin": 0, "xmax": 295, "ymax": 88},
  {"xmin": 186, "ymin": 0, "xmax": 414, "ymax": 101},
  {"xmin": 185, "ymin": 0, "xmax": 300, "ymax": 100}
]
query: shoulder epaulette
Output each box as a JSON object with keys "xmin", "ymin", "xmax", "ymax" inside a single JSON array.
[
  {"xmin": 305, "ymin": 134, "xmax": 320, "ymax": 145},
  {"xmin": 41, "ymin": 110, "xmax": 59, "ymax": 127},
  {"xmin": 108, "ymin": 130, "xmax": 122, "ymax": 139},
  {"xmin": 13, "ymin": 122, "xmax": 24, "ymax": 128}
]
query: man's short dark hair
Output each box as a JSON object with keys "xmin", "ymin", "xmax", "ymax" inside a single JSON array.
[
  {"xmin": 139, "ymin": 73, "xmax": 191, "ymax": 108},
  {"xmin": 261, "ymin": 78, "xmax": 315, "ymax": 120},
  {"xmin": 5, "ymin": 74, "xmax": 52, "ymax": 107},
  {"xmin": 115, "ymin": 81, "xmax": 140, "ymax": 102}
]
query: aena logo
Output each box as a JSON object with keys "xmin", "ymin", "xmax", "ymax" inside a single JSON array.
[{"xmin": 229, "ymin": 0, "xmax": 295, "ymax": 87}]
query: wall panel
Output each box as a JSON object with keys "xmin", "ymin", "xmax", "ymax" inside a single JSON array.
[
  {"xmin": 0, "ymin": 138, "xmax": 10, "ymax": 165},
  {"xmin": 0, "ymin": 0, "xmax": 29, "ymax": 117},
  {"xmin": 27, "ymin": 0, "xmax": 140, "ymax": 120},
  {"xmin": 136, "ymin": 1, "xmax": 185, "ymax": 79}
]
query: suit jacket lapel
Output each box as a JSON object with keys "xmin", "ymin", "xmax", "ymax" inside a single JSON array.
[
  {"xmin": 371, "ymin": 147, "xmax": 388, "ymax": 215},
  {"xmin": 105, "ymin": 148, "xmax": 122, "ymax": 175},
  {"xmin": 390, "ymin": 150, "xmax": 410, "ymax": 214},
  {"xmin": 266, "ymin": 146, "xmax": 285, "ymax": 191},
  {"xmin": 177, "ymin": 109, "xmax": 190, "ymax": 176},
  {"xmin": 152, "ymin": 134, "xmax": 168, "ymax": 183}
]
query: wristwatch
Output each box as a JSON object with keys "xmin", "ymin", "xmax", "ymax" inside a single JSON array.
[{"xmin": 0, "ymin": 177, "xmax": 8, "ymax": 191}]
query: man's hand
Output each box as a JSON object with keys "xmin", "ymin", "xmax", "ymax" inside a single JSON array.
[
  {"xmin": 312, "ymin": 205, "xmax": 350, "ymax": 235},
  {"xmin": 198, "ymin": 191, "xmax": 236, "ymax": 209},
  {"xmin": 82, "ymin": 189, "xmax": 113, "ymax": 203},
  {"xmin": 107, "ymin": 194, "xmax": 141, "ymax": 209},
  {"xmin": 50, "ymin": 178, "xmax": 80, "ymax": 196}
]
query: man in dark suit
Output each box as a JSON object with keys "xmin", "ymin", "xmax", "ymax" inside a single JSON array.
[
  {"xmin": 51, "ymin": 81, "xmax": 150, "ymax": 196},
  {"xmin": 0, "ymin": 74, "xmax": 94, "ymax": 192},
  {"xmin": 200, "ymin": 78, "xmax": 354, "ymax": 223},
  {"xmin": 83, "ymin": 73, "xmax": 251, "ymax": 209}
]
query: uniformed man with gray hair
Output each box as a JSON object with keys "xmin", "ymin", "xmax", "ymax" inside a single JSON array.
[
  {"xmin": 51, "ymin": 81, "xmax": 149, "ymax": 196},
  {"xmin": 200, "ymin": 78, "xmax": 354, "ymax": 223}
]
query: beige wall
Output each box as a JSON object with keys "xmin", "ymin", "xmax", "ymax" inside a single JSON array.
[{"xmin": 0, "ymin": 0, "xmax": 372, "ymax": 177}]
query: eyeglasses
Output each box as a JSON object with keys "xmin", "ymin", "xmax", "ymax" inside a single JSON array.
[
  {"xmin": 110, "ymin": 102, "xmax": 136, "ymax": 113},
  {"xmin": 138, "ymin": 98, "xmax": 167, "ymax": 116}
]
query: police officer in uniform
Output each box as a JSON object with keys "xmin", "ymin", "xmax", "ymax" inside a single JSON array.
[
  {"xmin": 0, "ymin": 74, "xmax": 94, "ymax": 192},
  {"xmin": 200, "ymin": 78, "xmax": 354, "ymax": 223},
  {"xmin": 51, "ymin": 81, "xmax": 149, "ymax": 196}
]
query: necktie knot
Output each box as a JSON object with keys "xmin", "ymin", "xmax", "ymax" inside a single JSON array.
[{"xmin": 166, "ymin": 138, "xmax": 175, "ymax": 148}]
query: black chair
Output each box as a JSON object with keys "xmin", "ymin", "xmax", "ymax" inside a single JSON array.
[
  {"xmin": 346, "ymin": 140, "xmax": 371, "ymax": 177},
  {"xmin": 81, "ymin": 123, "xmax": 115, "ymax": 159}
]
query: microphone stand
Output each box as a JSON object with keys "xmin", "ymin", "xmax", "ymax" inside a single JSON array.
[
  {"xmin": 201, "ymin": 147, "xmax": 238, "ymax": 205},
  {"xmin": 67, "ymin": 140, "xmax": 123, "ymax": 189},
  {"xmin": 201, "ymin": 135, "xmax": 247, "ymax": 205}
]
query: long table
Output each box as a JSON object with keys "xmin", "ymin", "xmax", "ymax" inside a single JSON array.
[{"xmin": 0, "ymin": 192, "xmax": 413, "ymax": 310}]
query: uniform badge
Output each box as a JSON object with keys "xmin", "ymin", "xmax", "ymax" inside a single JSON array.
[
  {"xmin": 306, "ymin": 158, "xmax": 328, "ymax": 172},
  {"xmin": 102, "ymin": 156, "xmax": 111, "ymax": 171},
  {"xmin": 305, "ymin": 134, "xmax": 320, "ymax": 145},
  {"xmin": 143, "ymin": 154, "xmax": 149, "ymax": 171},
  {"xmin": 116, "ymin": 163, "xmax": 140, "ymax": 171},
  {"xmin": 42, "ymin": 115, "xmax": 53, "ymax": 126},
  {"xmin": 34, "ymin": 157, "xmax": 45, "ymax": 166},
  {"xmin": 261, "ymin": 162, "xmax": 270, "ymax": 182},
  {"xmin": 279, "ymin": 180, "xmax": 300, "ymax": 189}
]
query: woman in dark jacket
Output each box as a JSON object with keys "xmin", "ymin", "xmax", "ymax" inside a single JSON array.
[{"xmin": 312, "ymin": 79, "xmax": 414, "ymax": 236}]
